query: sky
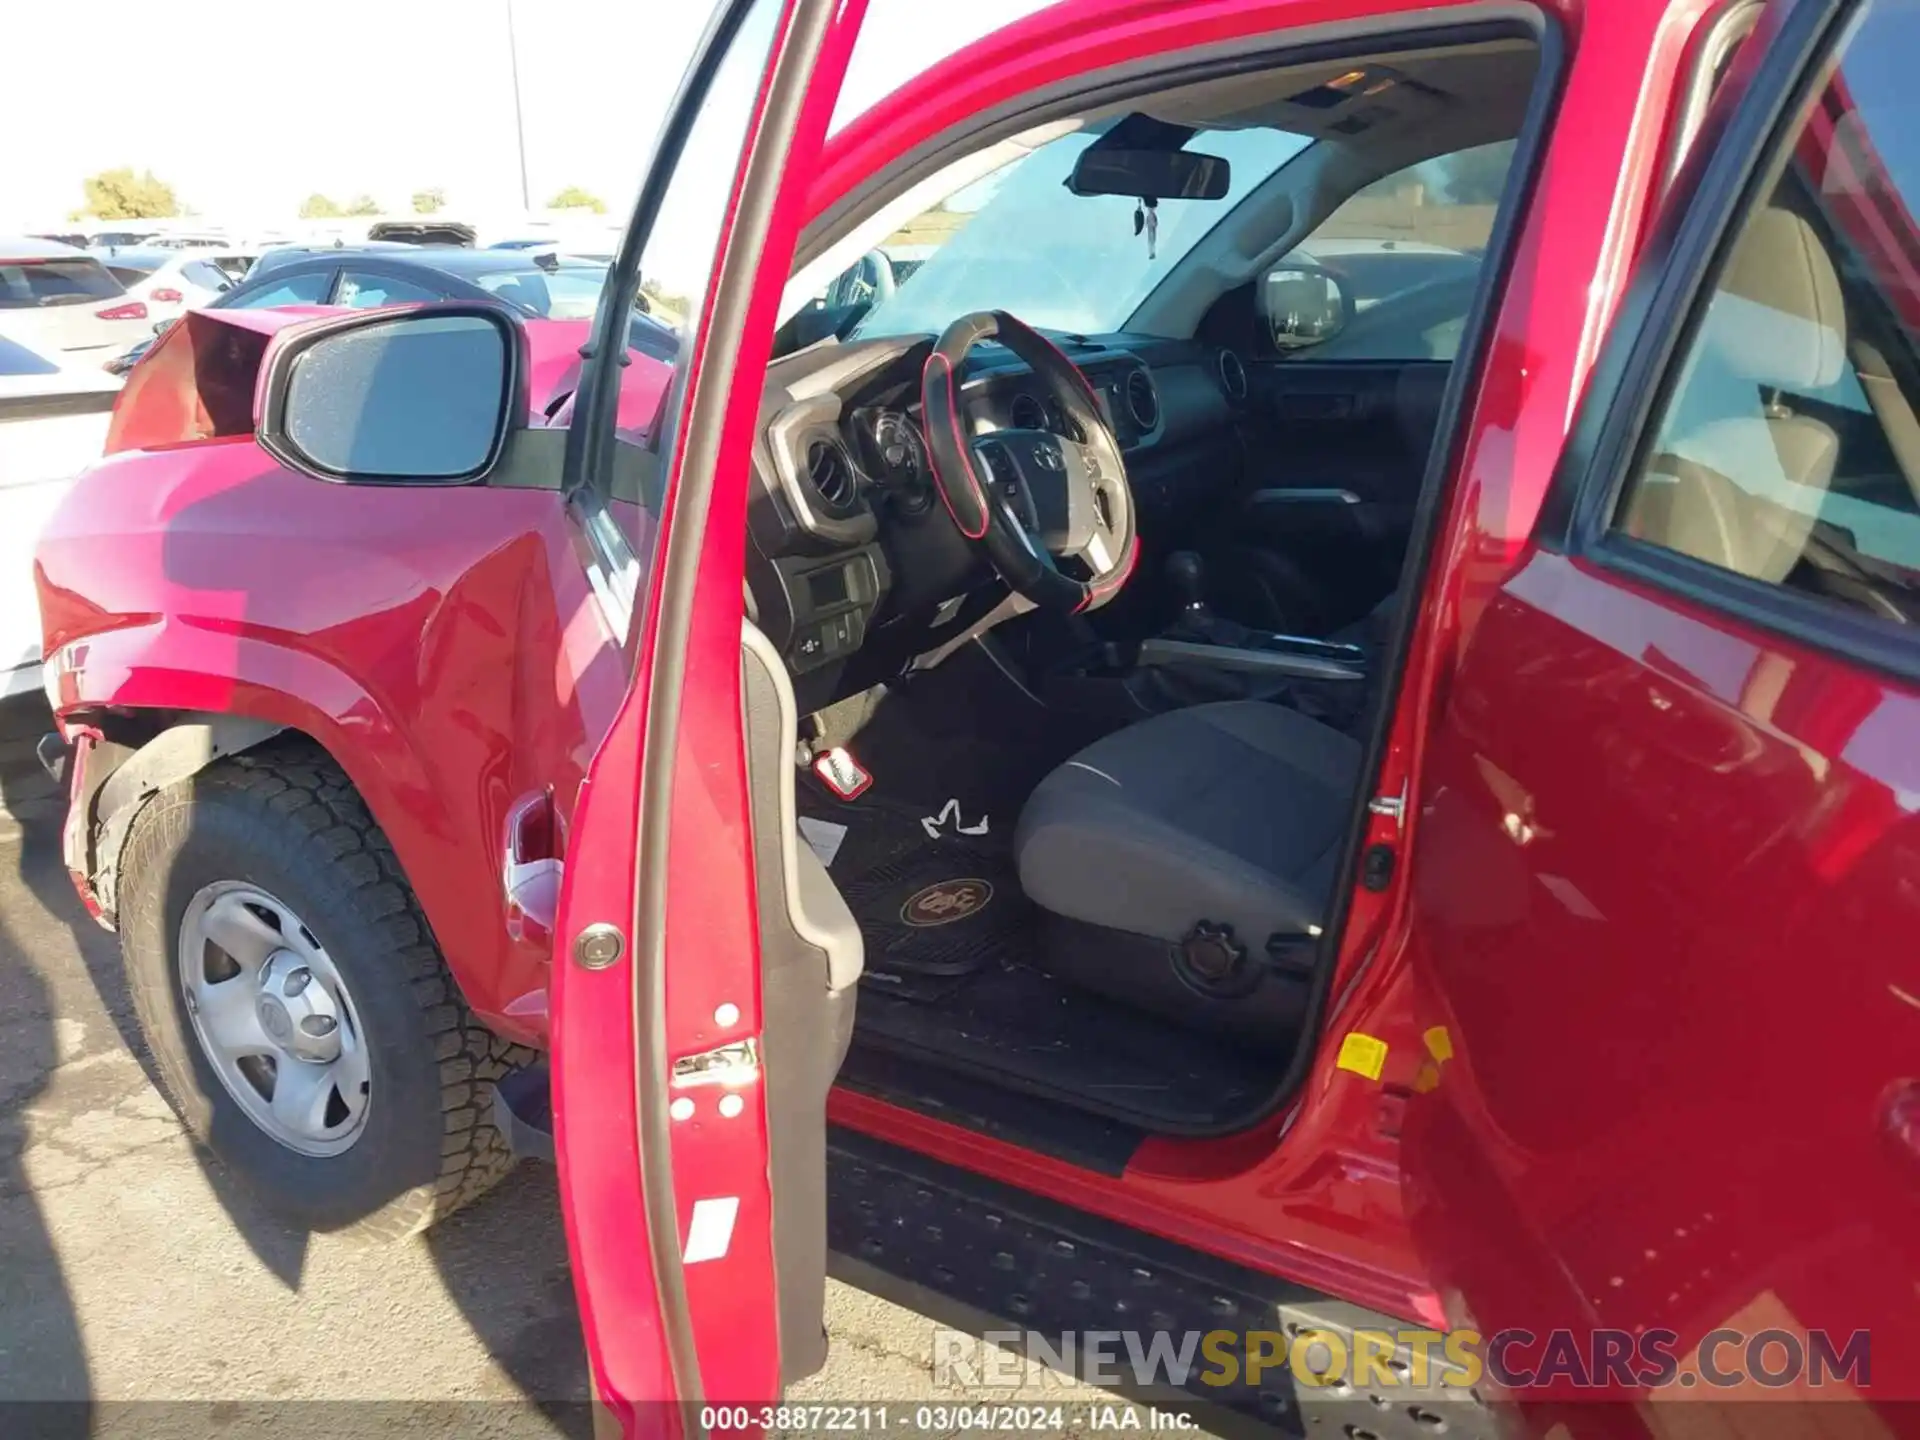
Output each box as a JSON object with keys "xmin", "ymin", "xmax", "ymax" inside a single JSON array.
[{"xmin": 3, "ymin": 0, "xmax": 1054, "ymax": 232}]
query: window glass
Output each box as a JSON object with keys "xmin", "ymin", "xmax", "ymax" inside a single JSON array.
[
  {"xmin": 590, "ymin": 0, "xmax": 779, "ymax": 515},
  {"xmin": 470, "ymin": 265, "xmax": 610, "ymax": 321},
  {"xmin": 181, "ymin": 260, "xmax": 233, "ymax": 292},
  {"xmin": 842, "ymin": 124, "xmax": 1311, "ymax": 339},
  {"xmin": 337, "ymin": 271, "xmax": 442, "ymax": 308},
  {"xmin": 0, "ymin": 258, "xmax": 126, "ymax": 309},
  {"xmin": 1615, "ymin": 0, "xmax": 1920, "ymax": 629},
  {"xmin": 1273, "ymin": 140, "xmax": 1516, "ymax": 361},
  {"xmin": 227, "ymin": 271, "xmax": 333, "ymax": 308}
]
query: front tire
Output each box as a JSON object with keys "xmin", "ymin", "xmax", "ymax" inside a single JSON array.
[{"xmin": 117, "ymin": 738, "xmax": 533, "ymax": 1240}]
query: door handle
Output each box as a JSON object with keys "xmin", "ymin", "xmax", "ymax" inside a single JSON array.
[{"xmin": 503, "ymin": 789, "xmax": 564, "ymax": 945}]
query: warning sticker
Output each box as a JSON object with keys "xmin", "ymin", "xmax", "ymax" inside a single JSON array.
[
  {"xmin": 1335, "ymin": 1031, "xmax": 1389, "ymax": 1081},
  {"xmin": 1423, "ymin": 1025, "xmax": 1454, "ymax": 1063}
]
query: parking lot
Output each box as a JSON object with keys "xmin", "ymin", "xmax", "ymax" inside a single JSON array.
[{"xmin": 0, "ymin": 696, "xmax": 1143, "ymax": 1432}]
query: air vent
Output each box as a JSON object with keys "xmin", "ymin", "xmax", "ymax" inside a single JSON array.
[
  {"xmin": 805, "ymin": 438, "xmax": 858, "ymax": 509},
  {"xmin": 1009, "ymin": 393, "xmax": 1047, "ymax": 431},
  {"xmin": 1217, "ymin": 348, "xmax": 1248, "ymax": 403},
  {"xmin": 1124, "ymin": 369, "xmax": 1160, "ymax": 432}
]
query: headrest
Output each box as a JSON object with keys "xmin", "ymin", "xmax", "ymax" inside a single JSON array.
[{"xmin": 1700, "ymin": 205, "xmax": 1846, "ymax": 392}]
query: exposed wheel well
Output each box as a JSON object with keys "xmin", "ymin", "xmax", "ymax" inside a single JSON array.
[{"xmin": 65, "ymin": 708, "xmax": 297, "ymax": 923}]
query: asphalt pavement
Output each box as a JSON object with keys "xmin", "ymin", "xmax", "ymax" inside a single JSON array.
[{"xmin": 0, "ymin": 695, "xmax": 1156, "ymax": 1438}]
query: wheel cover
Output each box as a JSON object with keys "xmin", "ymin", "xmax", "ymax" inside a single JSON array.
[
  {"xmin": 177, "ymin": 880, "xmax": 372, "ymax": 1157},
  {"xmin": 920, "ymin": 310, "xmax": 1139, "ymax": 613}
]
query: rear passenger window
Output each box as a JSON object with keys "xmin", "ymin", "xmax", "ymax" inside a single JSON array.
[{"xmin": 1615, "ymin": 0, "xmax": 1920, "ymax": 628}]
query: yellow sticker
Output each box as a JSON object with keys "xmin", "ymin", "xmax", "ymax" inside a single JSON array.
[
  {"xmin": 1423, "ymin": 1026, "xmax": 1454, "ymax": 1063},
  {"xmin": 1336, "ymin": 1032, "xmax": 1389, "ymax": 1081},
  {"xmin": 1413, "ymin": 1059, "xmax": 1441, "ymax": 1093}
]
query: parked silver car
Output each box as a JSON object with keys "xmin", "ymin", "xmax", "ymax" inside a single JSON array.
[{"xmin": 0, "ymin": 238, "xmax": 154, "ymax": 356}]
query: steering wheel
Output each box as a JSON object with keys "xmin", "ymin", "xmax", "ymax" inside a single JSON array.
[{"xmin": 920, "ymin": 311, "xmax": 1138, "ymax": 612}]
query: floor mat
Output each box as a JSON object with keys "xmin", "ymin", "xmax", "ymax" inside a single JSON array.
[
  {"xmin": 840, "ymin": 840, "xmax": 1032, "ymax": 990},
  {"xmin": 811, "ymin": 799, "xmax": 1277, "ymax": 1129},
  {"xmin": 854, "ymin": 955, "xmax": 1276, "ymax": 1131},
  {"xmin": 798, "ymin": 662, "xmax": 1280, "ymax": 1131}
]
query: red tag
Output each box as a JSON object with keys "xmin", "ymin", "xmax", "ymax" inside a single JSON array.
[{"xmin": 812, "ymin": 746, "xmax": 872, "ymax": 800}]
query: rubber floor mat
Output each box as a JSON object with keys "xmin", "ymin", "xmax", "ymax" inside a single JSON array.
[
  {"xmin": 853, "ymin": 956, "xmax": 1275, "ymax": 1130},
  {"xmin": 841, "ymin": 841, "xmax": 1032, "ymax": 996}
]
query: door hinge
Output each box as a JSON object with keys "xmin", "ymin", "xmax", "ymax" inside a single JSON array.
[
  {"xmin": 1368, "ymin": 784, "xmax": 1408, "ymax": 826},
  {"xmin": 672, "ymin": 1038, "xmax": 761, "ymax": 1088}
]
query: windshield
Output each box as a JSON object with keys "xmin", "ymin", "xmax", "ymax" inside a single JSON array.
[{"xmin": 851, "ymin": 123, "xmax": 1311, "ymax": 338}]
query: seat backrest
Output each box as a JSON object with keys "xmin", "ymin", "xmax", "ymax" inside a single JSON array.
[{"xmin": 1624, "ymin": 205, "xmax": 1847, "ymax": 581}]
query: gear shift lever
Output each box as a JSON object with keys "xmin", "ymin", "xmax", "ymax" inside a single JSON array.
[{"xmin": 1166, "ymin": 551, "xmax": 1210, "ymax": 621}]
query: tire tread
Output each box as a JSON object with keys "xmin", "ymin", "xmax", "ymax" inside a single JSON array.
[{"xmin": 124, "ymin": 736, "xmax": 535, "ymax": 1242}]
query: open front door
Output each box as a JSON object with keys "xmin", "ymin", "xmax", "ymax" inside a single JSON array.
[{"xmin": 549, "ymin": 0, "xmax": 869, "ymax": 1424}]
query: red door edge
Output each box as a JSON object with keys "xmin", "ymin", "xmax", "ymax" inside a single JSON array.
[{"xmin": 552, "ymin": 0, "xmax": 871, "ymax": 1427}]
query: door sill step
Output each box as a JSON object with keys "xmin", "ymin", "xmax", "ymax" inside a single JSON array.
[{"xmin": 827, "ymin": 1128, "xmax": 1495, "ymax": 1439}]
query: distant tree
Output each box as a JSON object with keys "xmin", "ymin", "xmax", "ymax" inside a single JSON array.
[
  {"xmin": 547, "ymin": 186, "xmax": 607, "ymax": 214},
  {"xmin": 299, "ymin": 193, "xmax": 343, "ymax": 219},
  {"xmin": 345, "ymin": 194, "xmax": 382, "ymax": 216},
  {"xmin": 78, "ymin": 167, "xmax": 179, "ymax": 220},
  {"xmin": 411, "ymin": 188, "xmax": 446, "ymax": 214}
]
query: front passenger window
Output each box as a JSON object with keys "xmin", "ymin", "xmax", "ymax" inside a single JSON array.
[
  {"xmin": 1269, "ymin": 140, "xmax": 1516, "ymax": 361},
  {"xmin": 1614, "ymin": 0, "xmax": 1920, "ymax": 629}
]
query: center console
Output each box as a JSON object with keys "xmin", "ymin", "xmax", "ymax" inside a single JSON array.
[
  {"xmin": 1036, "ymin": 551, "xmax": 1374, "ymax": 729},
  {"xmin": 1136, "ymin": 550, "xmax": 1370, "ymax": 683}
]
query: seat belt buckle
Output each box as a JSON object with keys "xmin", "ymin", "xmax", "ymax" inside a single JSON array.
[{"xmin": 811, "ymin": 746, "xmax": 873, "ymax": 801}]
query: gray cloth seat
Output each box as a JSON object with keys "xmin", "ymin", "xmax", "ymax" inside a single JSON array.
[{"xmin": 1015, "ymin": 700, "xmax": 1360, "ymax": 956}]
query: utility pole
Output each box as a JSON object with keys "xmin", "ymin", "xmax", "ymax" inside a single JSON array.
[{"xmin": 505, "ymin": 0, "xmax": 532, "ymax": 213}]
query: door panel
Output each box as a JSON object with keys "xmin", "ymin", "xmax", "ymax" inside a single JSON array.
[
  {"xmin": 1410, "ymin": 555, "xmax": 1920, "ymax": 1400},
  {"xmin": 741, "ymin": 622, "xmax": 864, "ymax": 1383},
  {"xmin": 548, "ymin": 0, "xmax": 869, "ymax": 1421},
  {"xmin": 1234, "ymin": 358, "xmax": 1438, "ymax": 624},
  {"xmin": 1403, "ymin": 0, "xmax": 1920, "ymax": 1411},
  {"xmin": 1244, "ymin": 358, "xmax": 1447, "ymax": 508}
]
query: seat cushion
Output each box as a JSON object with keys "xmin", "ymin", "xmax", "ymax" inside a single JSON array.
[{"xmin": 1014, "ymin": 700, "xmax": 1361, "ymax": 948}]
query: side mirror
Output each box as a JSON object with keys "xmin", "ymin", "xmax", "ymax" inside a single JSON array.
[
  {"xmin": 1261, "ymin": 263, "xmax": 1351, "ymax": 351},
  {"xmin": 258, "ymin": 305, "xmax": 522, "ymax": 483}
]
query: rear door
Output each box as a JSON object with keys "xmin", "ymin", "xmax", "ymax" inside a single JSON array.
[
  {"xmin": 547, "ymin": 0, "xmax": 870, "ymax": 1423},
  {"xmin": 1404, "ymin": 0, "xmax": 1920, "ymax": 1407}
]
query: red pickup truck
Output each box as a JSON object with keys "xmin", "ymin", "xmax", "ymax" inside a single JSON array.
[{"xmin": 32, "ymin": 0, "xmax": 1920, "ymax": 1430}]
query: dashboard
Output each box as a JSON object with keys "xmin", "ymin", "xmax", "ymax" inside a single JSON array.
[{"xmin": 745, "ymin": 329, "xmax": 1248, "ymax": 710}]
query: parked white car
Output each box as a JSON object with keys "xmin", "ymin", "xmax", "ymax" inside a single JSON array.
[
  {"xmin": 0, "ymin": 238, "xmax": 154, "ymax": 356},
  {"xmin": 0, "ymin": 329, "xmax": 120, "ymax": 697},
  {"xmin": 97, "ymin": 246, "xmax": 254, "ymax": 323}
]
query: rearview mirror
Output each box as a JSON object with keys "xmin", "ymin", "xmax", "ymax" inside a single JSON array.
[
  {"xmin": 1066, "ymin": 147, "xmax": 1231, "ymax": 201},
  {"xmin": 259, "ymin": 306, "xmax": 521, "ymax": 483}
]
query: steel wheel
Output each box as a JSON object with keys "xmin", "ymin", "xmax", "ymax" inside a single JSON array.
[{"xmin": 177, "ymin": 880, "xmax": 372, "ymax": 1157}]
